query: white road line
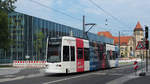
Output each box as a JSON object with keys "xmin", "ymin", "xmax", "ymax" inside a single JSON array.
[
  {"xmin": 0, "ymin": 76, "xmax": 25, "ymax": 83},
  {"xmin": 110, "ymin": 73, "xmax": 123, "ymax": 76},
  {"xmin": 43, "ymin": 73, "xmax": 93, "ymax": 84},
  {"xmin": 0, "ymin": 73, "xmax": 44, "ymax": 83},
  {"xmin": 4, "ymin": 75, "xmax": 16, "ymax": 77},
  {"xmin": 92, "ymin": 73, "xmax": 106, "ymax": 75}
]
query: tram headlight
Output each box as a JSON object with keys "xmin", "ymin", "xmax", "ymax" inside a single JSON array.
[
  {"xmin": 56, "ymin": 64, "xmax": 61, "ymax": 67},
  {"xmin": 45, "ymin": 64, "xmax": 48, "ymax": 68}
]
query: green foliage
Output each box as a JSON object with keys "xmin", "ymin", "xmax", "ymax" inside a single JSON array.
[
  {"xmin": 0, "ymin": 0, "xmax": 17, "ymax": 13},
  {"xmin": 0, "ymin": 10, "xmax": 11, "ymax": 50},
  {"xmin": 0, "ymin": 0, "xmax": 17, "ymax": 50},
  {"xmin": 34, "ymin": 31, "xmax": 44, "ymax": 60}
]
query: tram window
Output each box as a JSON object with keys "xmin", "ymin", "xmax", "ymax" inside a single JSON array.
[
  {"xmin": 113, "ymin": 51, "xmax": 116, "ymax": 60},
  {"xmin": 116, "ymin": 52, "xmax": 118, "ymax": 58},
  {"xmin": 84, "ymin": 48, "xmax": 89, "ymax": 61},
  {"xmin": 71, "ymin": 46, "xmax": 75, "ymax": 61},
  {"xmin": 99, "ymin": 52, "xmax": 103, "ymax": 60},
  {"xmin": 63, "ymin": 46, "xmax": 69, "ymax": 61},
  {"xmin": 107, "ymin": 51, "xmax": 112, "ymax": 60},
  {"xmin": 77, "ymin": 48, "xmax": 83, "ymax": 59},
  {"xmin": 105, "ymin": 52, "xmax": 108, "ymax": 60}
]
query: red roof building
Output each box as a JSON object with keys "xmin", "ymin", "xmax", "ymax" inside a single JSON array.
[
  {"xmin": 97, "ymin": 31, "xmax": 132, "ymax": 46},
  {"xmin": 98, "ymin": 21, "xmax": 145, "ymax": 57},
  {"xmin": 113, "ymin": 36, "xmax": 133, "ymax": 46},
  {"xmin": 97, "ymin": 31, "xmax": 113, "ymax": 39}
]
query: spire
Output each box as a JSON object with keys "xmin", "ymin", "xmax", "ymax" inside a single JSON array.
[
  {"xmin": 134, "ymin": 21, "xmax": 143, "ymax": 31},
  {"xmin": 135, "ymin": 21, "xmax": 142, "ymax": 29}
]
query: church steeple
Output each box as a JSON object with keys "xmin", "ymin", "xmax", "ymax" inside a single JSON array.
[
  {"xmin": 134, "ymin": 21, "xmax": 143, "ymax": 31},
  {"xmin": 134, "ymin": 21, "xmax": 144, "ymax": 46}
]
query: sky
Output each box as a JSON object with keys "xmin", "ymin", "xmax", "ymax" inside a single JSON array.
[{"xmin": 14, "ymin": 0, "xmax": 150, "ymax": 36}]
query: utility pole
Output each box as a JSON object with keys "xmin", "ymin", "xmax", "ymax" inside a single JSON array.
[
  {"xmin": 146, "ymin": 40, "xmax": 148, "ymax": 72},
  {"xmin": 119, "ymin": 31, "xmax": 121, "ymax": 58},
  {"xmin": 82, "ymin": 15, "xmax": 96, "ymax": 39},
  {"xmin": 139, "ymin": 26, "xmax": 148, "ymax": 76},
  {"xmin": 145, "ymin": 26, "xmax": 149, "ymax": 72},
  {"xmin": 83, "ymin": 16, "xmax": 85, "ymax": 38}
]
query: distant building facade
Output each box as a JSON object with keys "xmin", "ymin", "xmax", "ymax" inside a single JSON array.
[{"xmin": 98, "ymin": 21, "xmax": 145, "ymax": 58}]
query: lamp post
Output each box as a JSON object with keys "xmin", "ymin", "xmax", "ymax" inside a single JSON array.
[{"xmin": 145, "ymin": 26, "xmax": 149, "ymax": 72}]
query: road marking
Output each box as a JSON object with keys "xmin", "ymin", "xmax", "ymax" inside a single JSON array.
[
  {"xmin": 0, "ymin": 73, "xmax": 44, "ymax": 83},
  {"xmin": 43, "ymin": 73, "xmax": 93, "ymax": 84},
  {"xmin": 0, "ymin": 76, "xmax": 25, "ymax": 83},
  {"xmin": 92, "ymin": 73, "xmax": 106, "ymax": 75},
  {"xmin": 4, "ymin": 75, "xmax": 16, "ymax": 77},
  {"xmin": 114, "ymin": 67, "xmax": 121, "ymax": 69},
  {"xmin": 110, "ymin": 73, "xmax": 123, "ymax": 76}
]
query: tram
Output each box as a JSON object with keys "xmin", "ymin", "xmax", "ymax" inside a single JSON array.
[{"xmin": 44, "ymin": 36, "xmax": 118, "ymax": 74}]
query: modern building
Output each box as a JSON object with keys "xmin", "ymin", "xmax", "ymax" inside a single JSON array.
[{"xmin": 0, "ymin": 12, "xmax": 114, "ymax": 64}]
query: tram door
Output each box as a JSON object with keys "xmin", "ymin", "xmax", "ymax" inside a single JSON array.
[{"xmin": 76, "ymin": 38, "xmax": 84, "ymax": 72}]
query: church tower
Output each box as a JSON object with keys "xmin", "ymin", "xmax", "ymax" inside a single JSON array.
[
  {"xmin": 134, "ymin": 21, "xmax": 144, "ymax": 45},
  {"xmin": 134, "ymin": 21, "xmax": 144, "ymax": 57}
]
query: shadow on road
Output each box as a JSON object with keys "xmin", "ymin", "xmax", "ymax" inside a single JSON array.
[
  {"xmin": 44, "ymin": 68, "xmax": 115, "ymax": 77},
  {"xmin": 45, "ymin": 71, "xmax": 94, "ymax": 77}
]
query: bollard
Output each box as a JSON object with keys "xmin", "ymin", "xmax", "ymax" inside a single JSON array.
[{"xmin": 133, "ymin": 61, "xmax": 138, "ymax": 76}]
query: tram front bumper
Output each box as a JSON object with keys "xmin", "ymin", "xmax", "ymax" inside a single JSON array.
[{"xmin": 44, "ymin": 68, "xmax": 65, "ymax": 74}]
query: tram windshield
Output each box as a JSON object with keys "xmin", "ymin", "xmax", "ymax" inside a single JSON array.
[{"xmin": 47, "ymin": 38, "xmax": 61, "ymax": 63}]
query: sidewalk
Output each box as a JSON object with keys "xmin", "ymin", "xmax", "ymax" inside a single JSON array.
[
  {"xmin": 0, "ymin": 67, "xmax": 22, "ymax": 76},
  {"xmin": 0, "ymin": 67, "xmax": 44, "ymax": 83},
  {"xmin": 124, "ymin": 65, "xmax": 150, "ymax": 84},
  {"xmin": 106, "ymin": 63, "xmax": 150, "ymax": 84}
]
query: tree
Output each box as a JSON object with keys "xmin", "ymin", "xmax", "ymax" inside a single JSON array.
[
  {"xmin": 34, "ymin": 31, "xmax": 44, "ymax": 60},
  {"xmin": 0, "ymin": 0, "xmax": 17, "ymax": 13},
  {"xmin": 0, "ymin": 0, "xmax": 17, "ymax": 62},
  {"xmin": 0, "ymin": 11, "xmax": 9, "ymax": 48},
  {"xmin": 0, "ymin": 0, "xmax": 17, "ymax": 48}
]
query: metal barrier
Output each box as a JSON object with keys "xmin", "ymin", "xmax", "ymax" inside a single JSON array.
[
  {"xmin": 119, "ymin": 58, "xmax": 142, "ymax": 63},
  {"xmin": 13, "ymin": 60, "xmax": 46, "ymax": 68}
]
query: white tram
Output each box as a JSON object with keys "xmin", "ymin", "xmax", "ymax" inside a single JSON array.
[{"xmin": 44, "ymin": 36, "xmax": 118, "ymax": 74}]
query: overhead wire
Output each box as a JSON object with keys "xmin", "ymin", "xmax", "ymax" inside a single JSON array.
[
  {"xmin": 88, "ymin": 0, "xmax": 130, "ymax": 28},
  {"xmin": 29, "ymin": 0, "xmax": 134, "ymax": 33}
]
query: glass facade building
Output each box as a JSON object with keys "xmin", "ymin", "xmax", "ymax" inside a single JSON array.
[{"xmin": 0, "ymin": 12, "xmax": 113, "ymax": 63}]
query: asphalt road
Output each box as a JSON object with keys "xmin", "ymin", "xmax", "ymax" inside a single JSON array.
[
  {"xmin": 124, "ymin": 75, "xmax": 150, "ymax": 84},
  {"xmin": 0, "ymin": 64, "xmax": 145, "ymax": 84}
]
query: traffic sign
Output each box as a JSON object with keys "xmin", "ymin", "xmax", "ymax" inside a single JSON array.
[{"xmin": 136, "ymin": 41, "xmax": 146, "ymax": 50}]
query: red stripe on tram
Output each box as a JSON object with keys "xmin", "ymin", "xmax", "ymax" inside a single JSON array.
[{"xmin": 76, "ymin": 38, "xmax": 84, "ymax": 72}]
